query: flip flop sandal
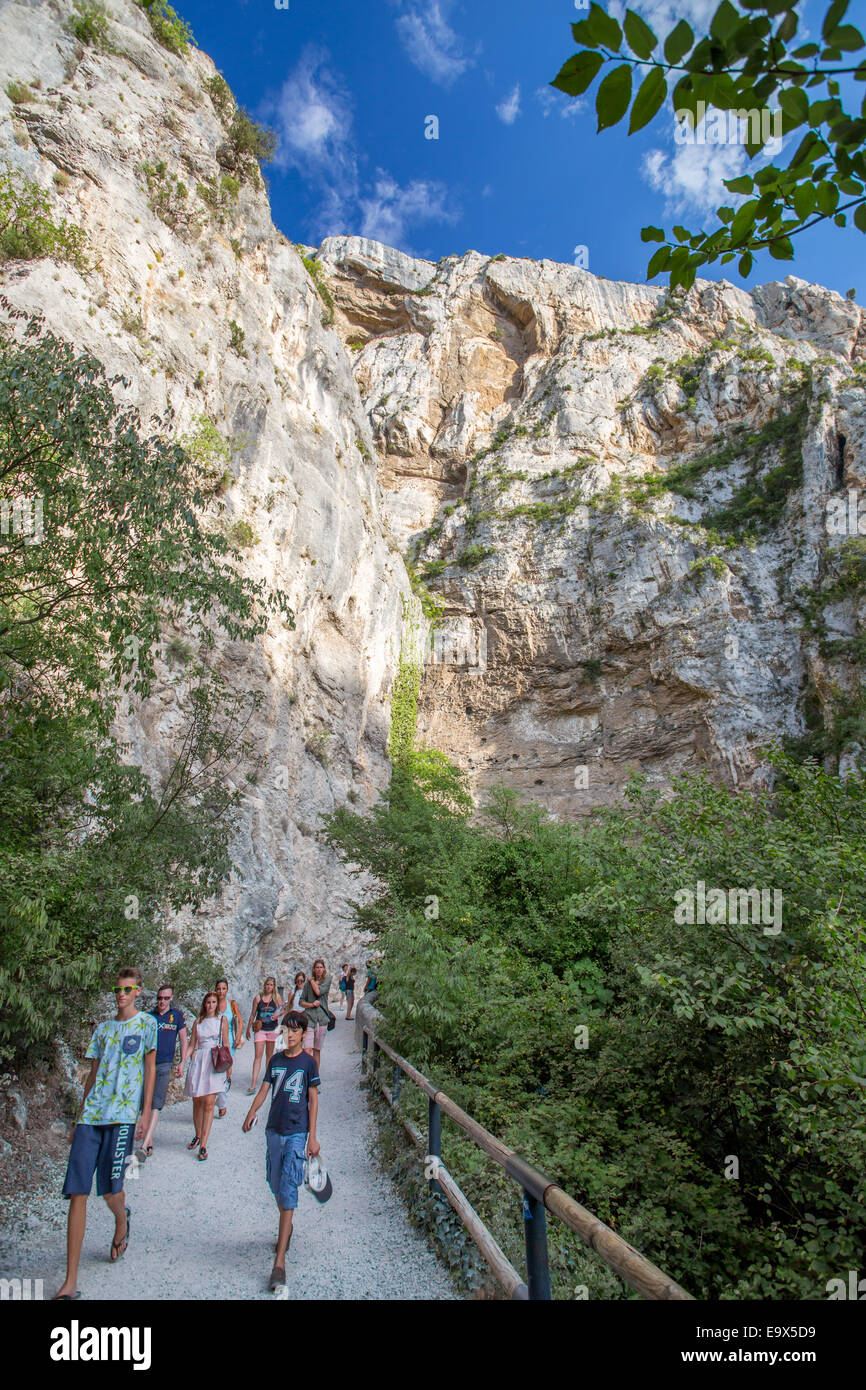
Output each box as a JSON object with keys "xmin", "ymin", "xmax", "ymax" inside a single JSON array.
[
  {"xmin": 269, "ymin": 1264, "xmax": 286, "ymax": 1291},
  {"xmin": 52, "ymin": 1292, "xmax": 82, "ymax": 1300},
  {"xmin": 145, "ymin": 1145, "xmax": 153, "ymax": 1157},
  {"xmin": 218, "ymin": 1108, "xmax": 227, "ymax": 1118},
  {"xmin": 197, "ymin": 1147, "xmax": 208, "ymax": 1161},
  {"xmin": 110, "ymin": 1206, "xmax": 131, "ymax": 1262},
  {"xmin": 187, "ymin": 1136, "xmax": 201, "ymax": 1150}
]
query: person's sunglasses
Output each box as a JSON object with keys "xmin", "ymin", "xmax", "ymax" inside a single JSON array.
[{"xmin": 113, "ymin": 985, "xmax": 136, "ymax": 994}]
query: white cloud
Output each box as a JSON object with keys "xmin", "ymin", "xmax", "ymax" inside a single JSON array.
[
  {"xmin": 641, "ymin": 135, "xmax": 746, "ymax": 218},
  {"xmin": 263, "ymin": 47, "xmax": 357, "ymax": 233},
  {"xmin": 642, "ymin": 111, "xmax": 788, "ymax": 219},
  {"xmin": 535, "ymin": 85, "xmax": 584, "ymax": 119},
  {"xmin": 359, "ymin": 174, "xmax": 459, "ymax": 246},
  {"xmin": 608, "ymin": 0, "xmax": 717, "ymax": 40},
  {"xmin": 495, "ymin": 84, "xmax": 521, "ymax": 126},
  {"xmin": 394, "ymin": 1, "xmax": 473, "ymax": 86},
  {"xmin": 263, "ymin": 49, "xmax": 460, "ymax": 249}
]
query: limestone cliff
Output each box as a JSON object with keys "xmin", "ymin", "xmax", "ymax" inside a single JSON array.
[
  {"xmin": 2, "ymin": 0, "xmax": 865, "ymax": 995},
  {"xmin": 319, "ymin": 238, "xmax": 866, "ymax": 813},
  {"xmin": 0, "ymin": 0, "xmax": 409, "ymax": 996}
]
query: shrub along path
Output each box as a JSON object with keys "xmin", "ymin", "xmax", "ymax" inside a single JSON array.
[{"xmin": 3, "ymin": 1016, "xmax": 456, "ymax": 1301}]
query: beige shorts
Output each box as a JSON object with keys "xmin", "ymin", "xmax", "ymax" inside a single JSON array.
[{"xmin": 304, "ymin": 1024, "xmax": 327, "ymax": 1051}]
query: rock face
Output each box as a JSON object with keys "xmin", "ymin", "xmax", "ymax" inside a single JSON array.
[
  {"xmin": 0, "ymin": 0, "xmax": 409, "ymax": 996},
  {"xmin": 319, "ymin": 239, "xmax": 866, "ymax": 814},
  {"xmin": 2, "ymin": 2, "xmax": 865, "ymax": 990}
]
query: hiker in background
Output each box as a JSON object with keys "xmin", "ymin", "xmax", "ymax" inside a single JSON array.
[
  {"xmin": 337, "ymin": 963, "xmax": 348, "ymax": 1010},
  {"xmin": 184, "ymin": 992, "xmax": 229, "ymax": 1161},
  {"xmin": 215, "ymin": 977, "xmax": 243, "ymax": 1119},
  {"xmin": 136, "ymin": 984, "xmax": 186, "ymax": 1159},
  {"xmin": 300, "ymin": 958, "xmax": 332, "ymax": 1070},
  {"xmin": 242, "ymin": 1011, "xmax": 320, "ymax": 1291},
  {"xmin": 54, "ymin": 967, "xmax": 157, "ymax": 1300},
  {"xmin": 344, "ymin": 966, "xmax": 358, "ymax": 1021},
  {"xmin": 246, "ymin": 975, "xmax": 285, "ymax": 1094},
  {"xmin": 288, "ymin": 971, "xmax": 306, "ymax": 1013},
  {"xmin": 363, "ymin": 963, "xmax": 378, "ymax": 996}
]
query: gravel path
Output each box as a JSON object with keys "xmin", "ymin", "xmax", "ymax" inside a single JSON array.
[{"xmin": 0, "ymin": 1015, "xmax": 457, "ymax": 1300}]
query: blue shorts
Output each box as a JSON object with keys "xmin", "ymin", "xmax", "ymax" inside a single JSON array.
[
  {"xmin": 63, "ymin": 1122, "xmax": 136, "ymax": 1198},
  {"xmin": 152, "ymin": 1062, "xmax": 172, "ymax": 1110},
  {"xmin": 265, "ymin": 1130, "xmax": 307, "ymax": 1210}
]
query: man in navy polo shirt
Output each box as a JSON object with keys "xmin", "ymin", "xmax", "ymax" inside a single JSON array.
[{"xmin": 135, "ymin": 984, "xmax": 187, "ymax": 1161}]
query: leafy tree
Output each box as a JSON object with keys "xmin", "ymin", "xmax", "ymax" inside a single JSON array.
[
  {"xmin": 552, "ymin": 0, "xmax": 866, "ymax": 289},
  {"xmin": 0, "ymin": 304, "xmax": 291, "ymax": 1059},
  {"xmin": 327, "ymin": 748, "xmax": 866, "ymax": 1298}
]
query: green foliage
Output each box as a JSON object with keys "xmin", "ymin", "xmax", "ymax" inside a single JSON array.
[
  {"xmin": 326, "ymin": 749, "xmax": 866, "ymax": 1298},
  {"xmin": 226, "ymin": 109, "xmax": 278, "ymax": 183},
  {"xmin": 552, "ymin": 1, "xmax": 866, "ymax": 290},
  {"xmin": 0, "ymin": 304, "xmax": 292, "ymax": 1060},
  {"xmin": 136, "ymin": 0, "xmax": 194, "ymax": 58},
  {"xmin": 404, "ymin": 557, "xmax": 444, "ymax": 626},
  {"xmin": 67, "ymin": 0, "xmax": 111, "ymax": 49},
  {"xmin": 0, "ymin": 166, "xmax": 88, "ymax": 271},
  {"xmin": 297, "ymin": 252, "xmax": 335, "ymax": 326},
  {"xmin": 228, "ymin": 319, "xmax": 246, "ymax": 356},
  {"xmin": 196, "ymin": 174, "xmax": 239, "ymax": 224},
  {"xmin": 626, "ymin": 381, "xmax": 811, "ymax": 539},
  {"xmin": 205, "ymin": 72, "xmax": 234, "ymax": 124},
  {"xmin": 5, "ymin": 81, "xmax": 35, "ymax": 105},
  {"xmin": 142, "ymin": 161, "xmax": 202, "ymax": 238},
  {"xmin": 227, "ymin": 518, "xmax": 257, "ymax": 548},
  {"xmin": 456, "ymin": 544, "xmax": 494, "ymax": 569},
  {"xmin": 179, "ymin": 414, "xmax": 232, "ymax": 493}
]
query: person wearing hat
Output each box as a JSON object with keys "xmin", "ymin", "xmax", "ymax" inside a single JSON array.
[{"xmin": 242, "ymin": 1010, "xmax": 320, "ymax": 1291}]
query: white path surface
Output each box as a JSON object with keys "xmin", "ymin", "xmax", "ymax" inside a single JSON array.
[{"xmin": 1, "ymin": 1016, "xmax": 457, "ymax": 1301}]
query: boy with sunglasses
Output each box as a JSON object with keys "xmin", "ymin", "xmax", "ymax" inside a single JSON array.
[
  {"xmin": 242, "ymin": 1011, "xmax": 320, "ymax": 1291},
  {"xmin": 53, "ymin": 968, "xmax": 157, "ymax": 1300}
]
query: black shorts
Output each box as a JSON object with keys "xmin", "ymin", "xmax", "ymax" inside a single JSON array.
[
  {"xmin": 152, "ymin": 1062, "xmax": 172, "ymax": 1110},
  {"xmin": 62, "ymin": 1123, "xmax": 136, "ymax": 1198}
]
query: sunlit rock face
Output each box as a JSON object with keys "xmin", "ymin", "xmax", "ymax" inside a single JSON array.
[
  {"xmin": 0, "ymin": 0, "xmax": 408, "ymax": 995},
  {"xmin": 2, "ymin": 2, "xmax": 864, "ymax": 990},
  {"xmin": 320, "ymin": 237, "xmax": 866, "ymax": 815}
]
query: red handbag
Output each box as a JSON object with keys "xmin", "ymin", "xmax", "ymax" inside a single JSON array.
[{"xmin": 211, "ymin": 1043, "xmax": 232, "ymax": 1072}]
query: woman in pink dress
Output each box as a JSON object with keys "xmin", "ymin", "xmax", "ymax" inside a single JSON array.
[{"xmin": 184, "ymin": 992, "xmax": 229, "ymax": 1161}]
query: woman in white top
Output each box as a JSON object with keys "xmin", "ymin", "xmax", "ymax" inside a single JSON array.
[
  {"xmin": 184, "ymin": 992, "xmax": 229, "ymax": 1161},
  {"xmin": 288, "ymin": 971, "xmax": 311, "ymax": 1049}
]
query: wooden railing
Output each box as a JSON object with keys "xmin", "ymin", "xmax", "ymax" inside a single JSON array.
[{"xmin": 358, "ymin": 1008, "xmax": 693, "ymax": 1302}]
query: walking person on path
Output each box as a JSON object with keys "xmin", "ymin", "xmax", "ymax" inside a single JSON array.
[
  {"xmin": 242, "ymin": 1011, "xmax": 320, "ymax": 1291},
  {"xmin": 246, "ymin": 975, "xmax": 285, "ymax": 1094},
  {"xmin": 288, "ymin": 971, "xmax": 306, "ymax": 1013},
  {"xmin": 214, "ymin": 977, "xmax": 243, "ymax": 1119},
  {"xmin": 184, "ymin": 992, "xmax": 229, "ymax": 1161},
  {"xmin": 337, "ymin": 964, "xmax": 348, "ymax": 1011},
  {"xmin": 344, "ymin": 966, "xmax": 358, "ymax": 1022},
  {"xmin": 300, "ymin": 958, "xmax": 332, "ymax": 1072},
  {"xmin": 136, "ymin": 984, "xmax": 186, "ymax": 1160},
  {"xmin": 54, "ymin": 967, "xmax": 157, "ymax": 1300}
]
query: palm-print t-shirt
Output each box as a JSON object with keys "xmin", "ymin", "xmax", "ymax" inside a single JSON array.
[{"xmin": 82, "ymin": 1012, "xmax": 158, "ymax": 1124}]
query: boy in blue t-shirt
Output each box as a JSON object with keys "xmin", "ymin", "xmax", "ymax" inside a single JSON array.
[
  {"xmin": 54, "ymin": 967, "xmax": 157, "ymax": 1300},
  {"xmin": 243, "ymin": 1010, "xmax": 320, "ymax": 1290}
]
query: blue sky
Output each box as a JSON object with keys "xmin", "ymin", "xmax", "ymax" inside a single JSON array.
[{"xmin": 177, "ymin": 0, "xmax": 863, "ymax": 298}]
